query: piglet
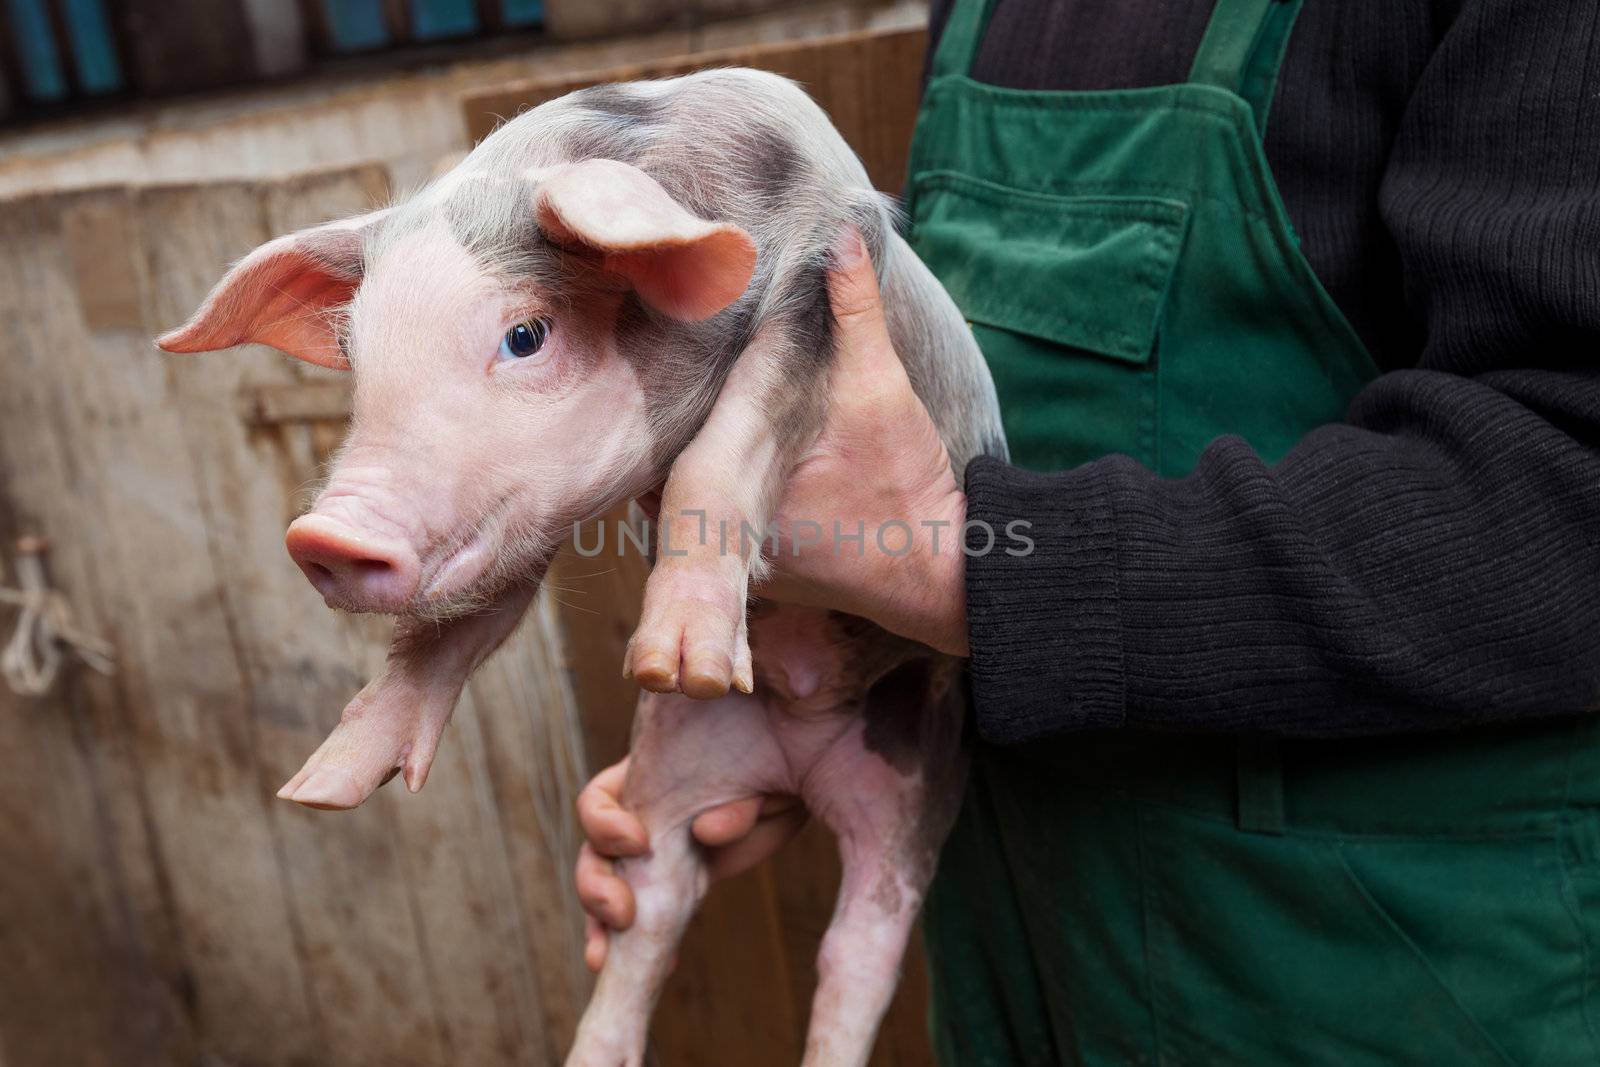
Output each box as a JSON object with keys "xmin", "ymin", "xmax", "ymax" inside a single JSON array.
[{"xmin": 160, "ymin": 69, "xmax": 1006, "ymax": 1066}]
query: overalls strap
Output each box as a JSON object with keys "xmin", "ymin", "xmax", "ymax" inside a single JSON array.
[
  {"xmin": 1189, "ymin": 0, "xmax": 1304, "ymax": 130},
  {"xmin": 933, "ymin": 0, "xmax": 1302, "ymax": 128},
  {"xmin": 928, "ymin": 0, "xmax": 996, "ymax": 80}
]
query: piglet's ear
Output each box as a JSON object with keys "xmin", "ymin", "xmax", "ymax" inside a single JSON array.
[
  {"xmin": 157, "ymin": 210, "xmax": 388, "ymax": 369},
  {"xmin": 533, "ymin": 159, "xmax": 756, "ymax": 321}
]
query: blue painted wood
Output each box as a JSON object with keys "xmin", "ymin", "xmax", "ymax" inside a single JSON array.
[
  {"xmin": 60, "ymin": 0, "xmax": 121, "ymax": 94},
  {"xmin": 410, "ymin": 0, "xmax": 477, "ymax": 40},
  {"xmin": 500, "ymin": 0, "xmax": 543, "ymax": 28},
  {"xmin": 322, "ymin": 0, "xmax": 390, "ymax": 51},
  {"xmin": 5, "ymin": 0, "xmax": 66, "ymax": 101}
]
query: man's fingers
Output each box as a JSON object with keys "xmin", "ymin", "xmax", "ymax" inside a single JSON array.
[
  {"xmin": 691, "ymin": 793, "xmax": 804, "ymax": 847},
  {"xmin": 691, "ymin": 796, "xmax": 764, "ymax": 847},
  {"xmin": 826, "ymin": 228, "xmax": 917, "ymax": 414},
  {"xmin": 576, "ymin": 759, "xmax": 648, "ymax": 857},
  {"xmin": 576, "ymin": 842, "xmax": 636, "ymax": 930},
  {"xmin": 584, "ymin": 914, "xmax": 607, "ymax": 973},
  {"xmin": 827, "ymin": 228, "xmax": 890, "ymax": 352},
  {"xmin": 704, "ymin": 806, "xmax": 809, "ymax": 882}
]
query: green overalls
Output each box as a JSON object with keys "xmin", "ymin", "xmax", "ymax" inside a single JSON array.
[{"xmin": 903, "ymin": 0, "xmax": 1600, "ymax": 1062}]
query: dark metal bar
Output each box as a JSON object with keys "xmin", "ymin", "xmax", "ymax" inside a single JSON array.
[
  {"xmin": 41, "ymin": 0, "xmax": 80, "ymax": 95},
  {"xmin": 380, "ymin": 0, "xmax": 412, "ymax": 44},
  {"xmin": 474, "ymin": 0, "xmax": 503, "ymax": 33},
  {"xmin": 295, "ymin": 0, "xmax": 332, "ymax": 56},
  {"xmin": 0, "ymin": 6, "xmax": 36, "ymax": 109}
]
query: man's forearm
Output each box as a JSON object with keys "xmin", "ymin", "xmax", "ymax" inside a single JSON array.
[{"xmin": 964, "ymin": 368, "xmax": 1600, "ymax": 743}]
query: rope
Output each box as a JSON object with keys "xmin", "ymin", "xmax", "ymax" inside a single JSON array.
[{"xmin": 1, "ymin": 537, "xmax": 115, "ymax": 697}]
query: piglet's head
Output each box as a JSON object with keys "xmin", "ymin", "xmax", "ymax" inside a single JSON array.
[{"xmin": 160, "ymin": 158, "xmax": 756, "ymax": 617}]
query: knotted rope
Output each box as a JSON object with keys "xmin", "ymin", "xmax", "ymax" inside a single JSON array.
[{"xmin": 1, "ymin": 537, "xmax": 115, "ymax": 697}]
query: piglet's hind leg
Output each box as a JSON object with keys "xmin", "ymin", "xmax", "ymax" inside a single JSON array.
[
  {"xmin": 801, "ymin": 840, "xmax": 927, "ymax": 1067},
  {"xmin": 567, "ymin": 689, "xmax": 788, "ymax": 1067},
  {"xmin": 800, "ymin": 668, "xmax": 967, "ymax": 1067},
  {"xmin": 566, "ymin": 821, "xmax": 704, "ymax": 1067}
]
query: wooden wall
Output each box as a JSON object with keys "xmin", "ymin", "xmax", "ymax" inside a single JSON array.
[
  {"xmin": 467, "ymin": 25, "xmax": 936, "ymax": 1067},
  {"xmin": 543, "ymin": 0, "xmax": 872, "ymax": 41},
  {"xmin": 0, "ymin": 166, "xmax": 592, "ymax": 1067}
]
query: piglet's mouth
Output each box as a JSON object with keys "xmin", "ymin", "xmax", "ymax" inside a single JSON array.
[
  {"xmin": 415, "ymin": 531, "xmax": 498, "ymax": 613},
  {"xmin": 413, "ymin": 507, "xmax": 558, "ymax": 622}
]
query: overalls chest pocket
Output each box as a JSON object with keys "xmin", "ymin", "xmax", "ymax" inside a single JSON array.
[{"xmin": 908, "ymin": 170, "xmax": 1189, "ymax": 473}]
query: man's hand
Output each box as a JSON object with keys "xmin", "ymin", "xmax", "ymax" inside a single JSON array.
[
  {"xmin": 575, "ymin": 230, "xmax": 968, "ymax": 967},
  {"xmin": 764, "ymin": 229, "xmax": 969, "ymax": 656}
]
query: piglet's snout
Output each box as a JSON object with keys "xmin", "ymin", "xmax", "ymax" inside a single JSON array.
[{"xmin": 286, "ymin": 514, "xmax": 420, "ymax": 614}]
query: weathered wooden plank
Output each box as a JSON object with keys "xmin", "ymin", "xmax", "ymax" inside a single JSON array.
[
  {"xmin": 81, "ymin": 186, "xmax": 332, "ymax": 1066},
  {"xmin": 0, "ymin": 636, "xmax": 196, "ymax": 1067},
  {"xmin": 0, "ymin": 193, "xmax": 187, "ymax": 1067},
  {"xmin": 0, "ymin": 262, "xmax": 180, "ymax": 1067},
  {"xmin": 541, "ymin": 0, "xmax": 892, "ymax": 41},
  {"xmin": 113, "ymin": 0, "xmax": 258, "ymax": 96},
  {"xmin": 236, "ymin": 381, "xmax": 356, "ymax": 426},
  {"xmin": 859, "ymin": 27, "xmax": 928, "ymax": 201},
  {"xmin": 60, "ymin": 197, "xmax": 146, "ymax": 332},
  {"xmin": 546, "ymin": 523, "xmax": 652, "ymax": 771},
  {"xmin": 449, "ymin": 600, "xmax": 595, "ymax": 1061},
  {"xmin": 0, "ymin": 183, "xmax": 323, "ymax": 1065},
  {"xmin": 514, "ymin": 603, "xmax": 595, "ymax": 991},
  {"xmin": 542, "ymin": 0, "xmax": 778, "ymax": 40},
  {"xmin": 239, "ymin": 0, "xmax": 310, "ymax": 78}
]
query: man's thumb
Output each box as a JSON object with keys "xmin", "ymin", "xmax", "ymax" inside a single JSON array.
[{"xmin": 827, "ymin": 228, "xmax": 890, "ymax": 357}]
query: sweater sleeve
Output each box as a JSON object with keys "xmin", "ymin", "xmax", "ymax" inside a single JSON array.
[{"xmin": 964, "ymin": 0, "xmax": 1600, "ymax": 743}]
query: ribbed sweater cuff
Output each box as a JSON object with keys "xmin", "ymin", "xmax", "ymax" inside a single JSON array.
[{"xmin": 962, "ymin": 456, "xmax": 1127, "ymax": 742}]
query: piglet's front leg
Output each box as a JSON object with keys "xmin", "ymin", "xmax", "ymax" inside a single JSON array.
[
  {"xmin": 626, "ymin": 323, "xmax": 825, "ymax": 698},
  {"xmin": 278, "ymin": 583, "xmax": 536, "ymax": 809}
]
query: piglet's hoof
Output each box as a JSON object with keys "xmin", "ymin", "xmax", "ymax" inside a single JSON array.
[
  {"xmin": 624, "ymin": 591, "xmax": 748, "ymax": 700},
  {"xmin": 624, "ymin": 565, "xmax": 753, "ymax": 699}
]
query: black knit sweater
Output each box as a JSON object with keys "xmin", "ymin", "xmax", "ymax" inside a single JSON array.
[{"xmin": 931, "ymin": 0, "xmax": 1600, "ymax": 741}]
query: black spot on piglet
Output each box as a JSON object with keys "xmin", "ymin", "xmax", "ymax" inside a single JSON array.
[
  {"xmin": 861, "ymin": 659, "xmax": 937, "ymax": 775},
  {"xmin": 573, "ymin": 83, "xmax": 666, "ymax": 123}
]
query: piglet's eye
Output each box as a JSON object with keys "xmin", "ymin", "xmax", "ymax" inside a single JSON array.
[{"xmin": 498, "ymin": 318, "xmax": 552, "ymax": 361}]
